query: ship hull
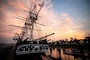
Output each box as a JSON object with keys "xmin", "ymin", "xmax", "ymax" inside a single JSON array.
[{"xmin": 15, "ymin": 44, "xmax": 49, "ymax": 55}]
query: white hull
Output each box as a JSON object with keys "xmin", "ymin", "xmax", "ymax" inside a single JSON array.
[{"xmin": 16, "ymin": 44, "xmax": 49, "ymax": 55}]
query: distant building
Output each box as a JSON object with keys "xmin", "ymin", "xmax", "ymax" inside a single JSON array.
[{"xmin": 84, "ymin": 36, "xmax": 90, "ymax": 44}]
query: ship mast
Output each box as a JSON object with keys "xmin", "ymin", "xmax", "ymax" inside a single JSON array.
[
  {"xmin": 29, "ymin": 0, "xmax": 37, "ymax": 41},
  {"xmin": 25, "ymin": 0, "xmax": 44, "ymax": 41},
  {"xmin": 12, "ymin": 0, "xmax": 44, "ymax": 42}
]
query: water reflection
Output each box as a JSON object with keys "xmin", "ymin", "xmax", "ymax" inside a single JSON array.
[
  {"xmin": 46, "ymin": 48, "xmax": 61, "ymax": 58},
  {"xmin": 45, "ymin": 48, "xmax": 80, "ymax": 60},
  {"xmin": 0, "ymin": 46, "xmax": 90, "ymax": 60},
  {"xmin": 46, "ymin": 47, "xmax": 90, "ymax": 60}
]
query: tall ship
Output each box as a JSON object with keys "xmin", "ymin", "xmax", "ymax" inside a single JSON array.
[{"xmin": 11, "ymin": 0, "xmax": 54, "ymax": 55}]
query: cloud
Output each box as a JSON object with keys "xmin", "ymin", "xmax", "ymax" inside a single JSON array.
[
  {"xmin": 0, "ymin": 0, "xmax": 86, "ymax": 43},
  {"xmin": 37, "ymin": 0, "xmax": 86, "ymax": 40}
]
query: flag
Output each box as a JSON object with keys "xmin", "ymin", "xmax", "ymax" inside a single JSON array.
[
  {"xmin": 38, "ymin": 1, "xmax": 44, "ymax": 7},
  {"xmin": 38, "ymin": 4, "xmax": 43, "ymax": 7}
]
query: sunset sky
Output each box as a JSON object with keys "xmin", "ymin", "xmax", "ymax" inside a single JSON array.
[{"xmin": 0, "ymin": 0, "xmax": 90, "ymax": 43}]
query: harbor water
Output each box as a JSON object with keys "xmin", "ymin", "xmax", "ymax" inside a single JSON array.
[{"xmin": 0, "ymin": 45, "xmax": 90, "ymax": 60}]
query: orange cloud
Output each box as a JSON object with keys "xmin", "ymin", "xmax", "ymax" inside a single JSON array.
[{"xmin": 0, "ymin": 0, "xmax": 86, "ymax": 43}]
